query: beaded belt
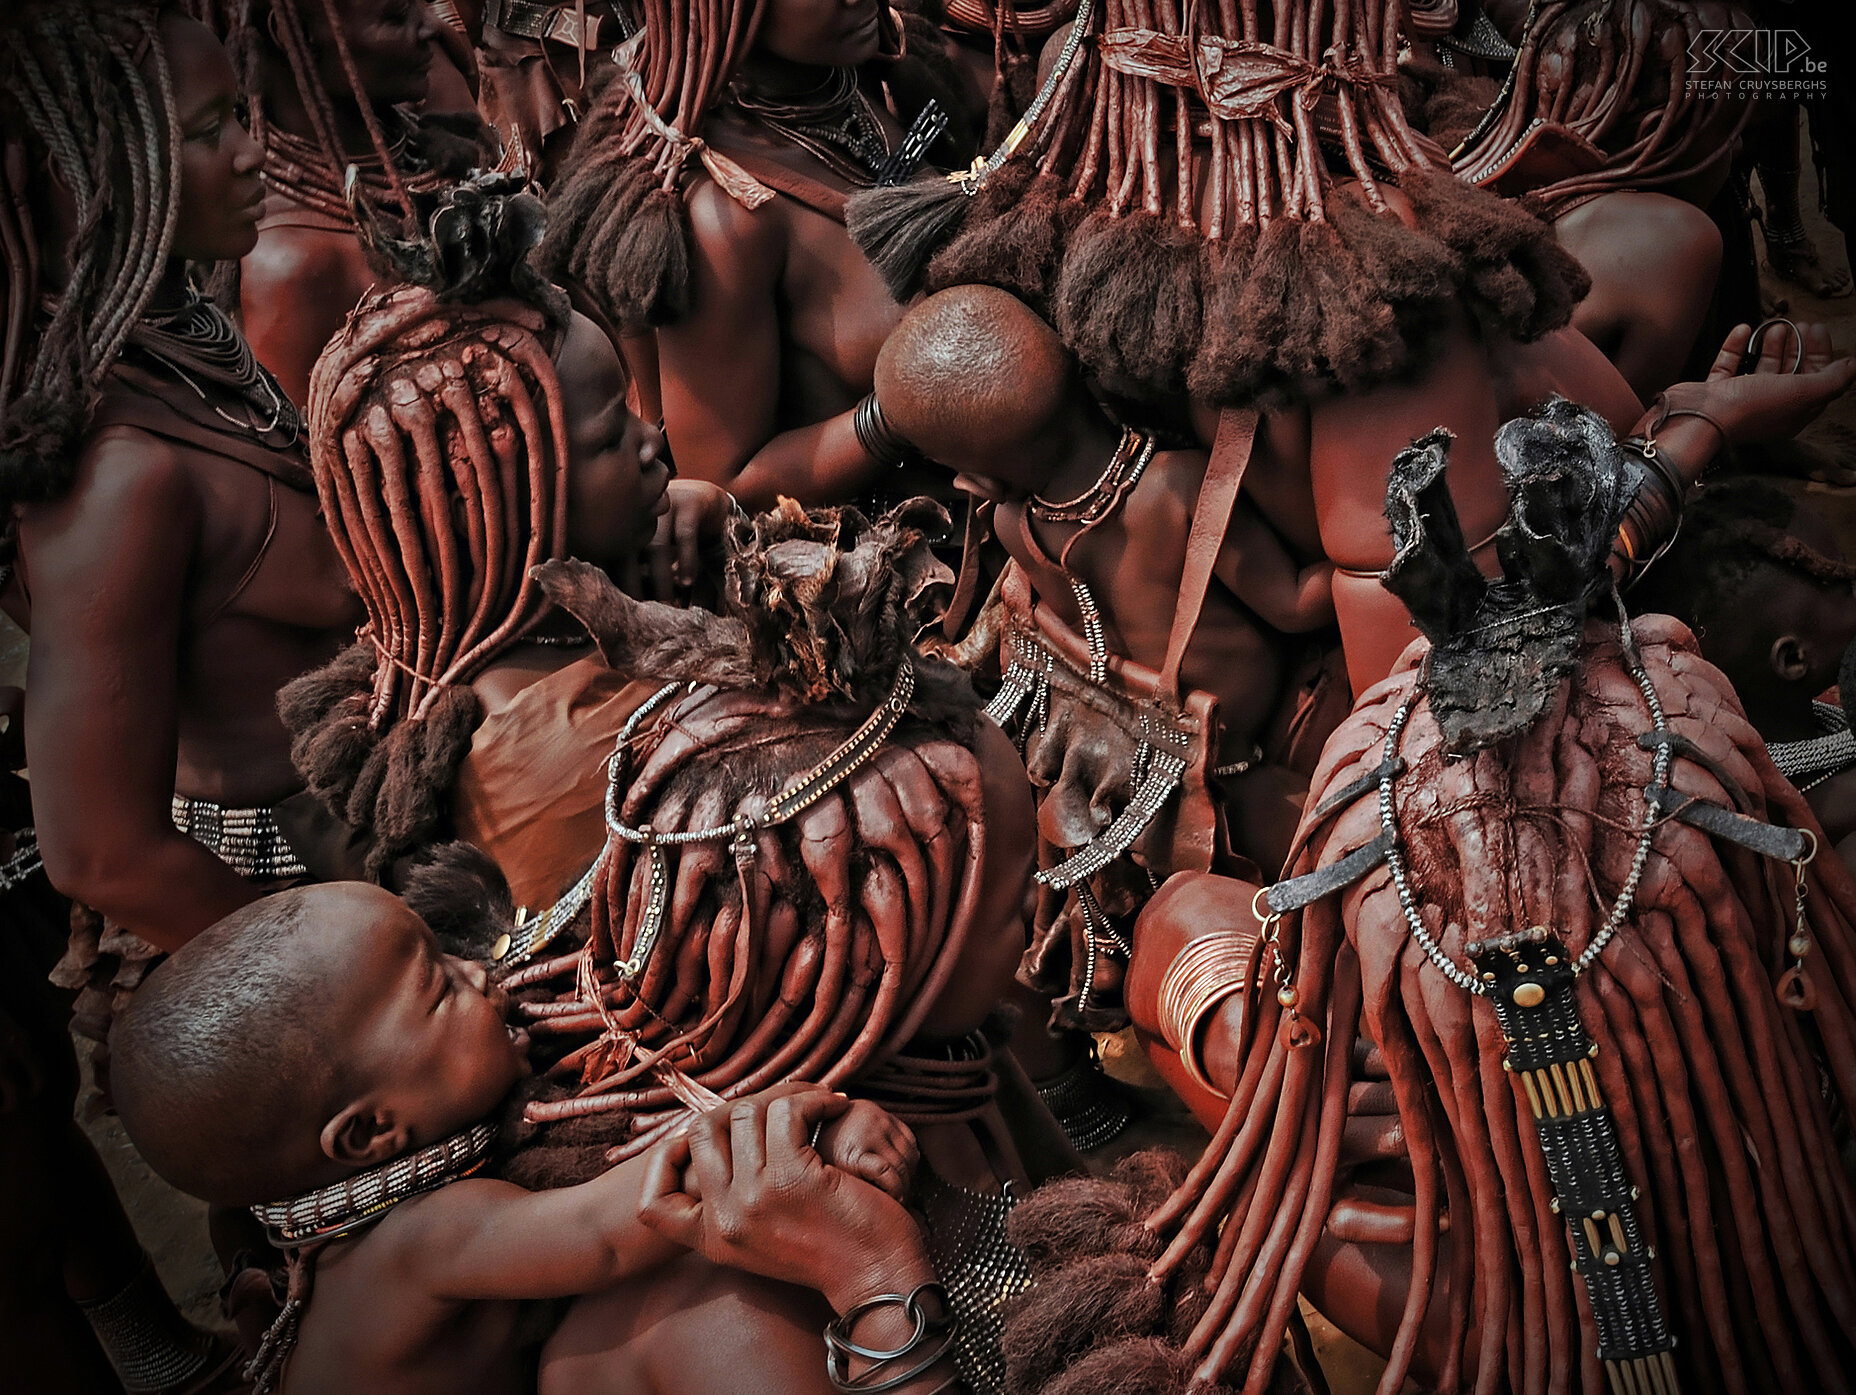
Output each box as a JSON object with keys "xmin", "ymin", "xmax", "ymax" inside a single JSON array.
[{"xmin": 170, "ymin": 794, "xmax": 307, "ymax": 880}]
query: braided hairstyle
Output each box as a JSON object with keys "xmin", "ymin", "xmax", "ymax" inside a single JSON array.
[
  {"xmin": 1453, "ymin": 0, "xmax": 1755, "ymax": 220},
  {"xmin": 495, "ymin": 502, "xmax": 1023, "ymax": 1181},
  {"xmin": 1003, "ymin": 614, "xmax": 1856, "ymax": 1393},
  {"xmin": 180, "ymin": 0, "xmax": 445, "ymax": 225},
  {"xmin": 539, "ymin": 0, "xmax": 972, "ymax": 334},
  {"xmin": 279, "ymin": 177, "xmax": 572, "ymax": 877},
  {"xmin": 0, "ymin": 1, "xmax": 184, "ymax": 520},
  {"xmin": 850, "ymin": 0, "xmax": 1591, "ymax": 407}
]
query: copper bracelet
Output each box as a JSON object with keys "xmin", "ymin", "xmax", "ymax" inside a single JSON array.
[{"xmin": 1156, "ymin": 930, "xmax": 1259, "ymax": 1098}]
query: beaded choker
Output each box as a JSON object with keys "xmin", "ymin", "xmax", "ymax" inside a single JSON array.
[
  {"xmin": 1029, "ymin": 427, "xmax": 1155, "ymax": 527},
  {"xmin": 249, "ymin": 1121, "xmax": 496, "ymax": 1247},
  {"xmin": 730, "ymin": 66, "xmax": 892, "ymax": 185},
  {"xmin": 1767, "ymin": 701, "xmax": 1856, "ymax": 793}
]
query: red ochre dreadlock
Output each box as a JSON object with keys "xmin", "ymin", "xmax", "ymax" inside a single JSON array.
[
  {"xmin": 1452, "ymin": 0, "xmax": 1755, "ymax": 222},
  {"xmin": 492, "ymin": 503, "xmax": 1020, "ymax": 1181},
  {"xmin": 997, "ymin": 615, "xmax": 1856, "ymax": 1394},
  {"xmin": 0, "ymin": 1, "xmax": 183, "ymax": 516},
  {"xmin": 850, "ymin": 0, "xmax": 1589, "ymax": 406},
  {"xmin": 280, "ymin": 272, "xmax": 570, "ymax": 875},
  {"xmin": 180, "ymin": 0, "xmax": 419, "ymax": 223}
]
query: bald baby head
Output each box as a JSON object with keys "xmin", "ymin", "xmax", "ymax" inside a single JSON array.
[{"xmin": 876, "ymin": 285, "xmax": 1090, "ymax": 492}]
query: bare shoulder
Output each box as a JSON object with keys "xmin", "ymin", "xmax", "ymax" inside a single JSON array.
[
  {"xmin": 1557, "ymin": 191, "xmax": 1722, "ymax": 268},
  {"xmin": 1130, "ymin": 445, "xmax": 1203, "ymax": 534},
  {"xmin": 365, "ymin": 1177, "xmax": 532, "ymax": 1275},
  {"xmin": 684, "ymin": 172, "xmax": 786, "ymax": 278},
  {"xmin": 242, "ymin": 222, "xmax": 373, "ymax": 295},
  {"xmin": 29, "ymin": 428, "xmax": 202, "ymax": 548}
]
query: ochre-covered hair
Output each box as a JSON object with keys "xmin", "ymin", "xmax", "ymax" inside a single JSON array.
[
  {"xmin": 280, "ymin": 190, "xmax": 571, "ymax": 874},
  {"xmin": 998, "ymin": 614, "xmax": 1856, "ymax": 1393},
  {"xmin": 539, "ymin": 0, "xmax": 972, "ymax": 334},
  {"xmin": 851, "ymin": 0, "xmax": 1589, "ymax": 406},
  {"xmin": 180, "ymin": 0, "xmax": 421, "ymax": 222},
  {"xmin": 1452, "ymin": 0, "xmax": 1754, "ymax": 220},
  {"xmin": 495, "ymin": 502, "xmax": 1023, "ymax": 1179},
  {"xmin": 0, "ymin": 1, "xmax": 183, "ymax": 515}
]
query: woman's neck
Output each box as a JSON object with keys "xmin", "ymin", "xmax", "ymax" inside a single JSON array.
[
  {"xmin": 262, "ymin": 66, "xmax": 384, "ymax": 158},
  {"xmin": 146, "ymin": 260, "xmax": 194, "ymax": 315},
  {"xmin": 737, "ymin": 51, "xmax": 843, "ymax": 100}
]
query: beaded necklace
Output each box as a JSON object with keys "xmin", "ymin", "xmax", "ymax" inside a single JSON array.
[{"xmin": 128, "ymin": 288, "xmax": 302, "ymax": 445}]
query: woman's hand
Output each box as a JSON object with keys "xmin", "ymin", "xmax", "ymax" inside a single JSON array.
[
  {"xmin": 638, "ymin": 1088, "xmax": 935, "ymax": 1314},
  {"xmin": 1692, "ymin": 321, "xmax": 1856, "ymax": 444}
]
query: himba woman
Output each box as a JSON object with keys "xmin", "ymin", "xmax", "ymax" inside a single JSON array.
[
  {"xmin": 279, "ymin": 173, "xmax": 730, "ymax": 914},
  {"xmin": 1003, "ymin": 401, "xmax": 1856, "ymax": 1394},
  {"xmin": 504, "ymin": 507, "xmax": 1059, "ymax": 1395},
  {"xmin": 540, "ymin": 0, "xmax": 981, "ymax": 509},
  {"xmin": 0, "ymin": 3, "xmax": 354, "ymax": 1390},
  {"xmin": 1449, "ymin": 0, "xmax": 1756, "ymax": 399},
  {"xmin": 847, "ymin": 0, "xmax": 1853, "ymax": 1135},
  {"xmin": 182, "ymin": 0, "xmax": 482, "ymax": 406}
]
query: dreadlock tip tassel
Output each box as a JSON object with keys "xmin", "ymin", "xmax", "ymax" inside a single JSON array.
[{"xmin": 846, "ymin": 175, "xmax": 974, "ymax": 303}]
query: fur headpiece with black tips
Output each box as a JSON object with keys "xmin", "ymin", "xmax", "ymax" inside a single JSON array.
[
  {"xmin": 1383, "ymin": 397, "xmax": 1634, "ymax": 755},
  {"xmin": 534, "ymin": 497, "xmax": 977, "ymax": 722},
  {"xmin": 347, "ymin": 168, "xmax": 568, "ymax": 324}
]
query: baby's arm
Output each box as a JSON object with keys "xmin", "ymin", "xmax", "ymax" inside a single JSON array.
[
  {"xmin": 379, "ymin": 1148, "xmax": 687, "ymax": 1302},
  {"xmin": 1213, "ymin": 498, "xmax": 1336, "ymax": 633}
]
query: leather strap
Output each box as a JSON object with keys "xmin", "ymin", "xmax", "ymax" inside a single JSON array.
[
  {"xmin": 710, "ymin": 145, "xmax": 850, "ymax": 223},
  {"xmin": 1158, "ymin": 407, "xmax": 1258, "ymax": 704},
  {"xmin": 484, "ymin": 0, "xmax": 608, "ymax": 49},
  {"xmin": 1646, "ymin": 785, "xmax": 1811, "ymax": 863},
  {"xmin": 943, "ymin": 498, "xmax": 994, "ymax": 641},
  {"xmin": 1263, "ymin": 831, "xmax": 1393, "ymax": 915}
]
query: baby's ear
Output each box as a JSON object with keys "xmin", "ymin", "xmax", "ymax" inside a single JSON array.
[
  {"xmin": 1770, "ymin": 634, "xmax": 1811, "ymax": 683},
  {"xmin": 322, "ymin": 1099, "xmax": 408, "ymax": 1168}
]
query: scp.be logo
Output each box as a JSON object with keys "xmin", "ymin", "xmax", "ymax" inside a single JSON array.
[{"xmin": 1688, "ymin": 28, "xmax": 1825, "ymax": 75}]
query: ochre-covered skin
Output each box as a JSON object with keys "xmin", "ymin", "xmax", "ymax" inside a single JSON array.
[{"xmin": 1046, "ymin": 615, "xmax": 1856, "ymax": 1394}]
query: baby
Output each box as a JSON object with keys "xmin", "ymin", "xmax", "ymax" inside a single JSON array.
[
  {"xmin": 1632, "ymin": 477, "xmax": 1856, "ymax": 853},
  {"xmin": 109, "ymin": 883, "xmax": 941, "ymax": 1395},
  {"xmin": 875, "ymin": 285, "xmax": 1334, "ymax": 870}
]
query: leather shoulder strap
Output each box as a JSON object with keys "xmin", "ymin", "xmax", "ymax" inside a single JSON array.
[
  {"xmin": 1157, "ymin": 406, "xmax": 1259, "ymax": 703},
  {"xmin": 711, "ymin": 146, "xmax": 849, "ymax": 223}
]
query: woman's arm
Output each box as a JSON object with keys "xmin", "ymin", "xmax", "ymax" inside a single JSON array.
[
  {"xmin": 22, "ymin": 437, "xmax": 261, "ymax": 949},
  {"xmin": 655, "ymin": 183, "xmax": 884, "ymax": 511}
]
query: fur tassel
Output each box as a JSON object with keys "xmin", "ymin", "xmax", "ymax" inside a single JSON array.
[
  {"xmin": 1030, "ymin": 1336, "xmax": 1226, "ymax": 1395},
  {"xmin": 1187, "ymin": 226, "xmax": 1260, "ymax": 405},
  {"xmin": 541, "ymin": 159, "xmax": 692, "ymax": 332},
  {"xmin": 1401, "ymin": 170, "xmax": 1589, "ymax": 342},
  {"xmin": 399, "ymin": 841, "xmax": 516, "ymax": 959},
  {"xmin": 1053, "ymin": 210, "xmax": 1204, "ymax": 401},
  {"xmin": 847, "ymin": 175, "xmax": 976, "ymax": 302},
  {"xmin": 927, "ymin": 167, "xmax": 1077, "ymax": 317},
  {"xmin": 1000, "ymin": 1253, "xmax": 1169, "ymax": 1393}
]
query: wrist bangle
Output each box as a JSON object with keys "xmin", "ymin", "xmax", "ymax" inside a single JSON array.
[
  {"xmin": 1156, "ymin": 930, "xmax": 1259, "ymax": 1098},
  {"xmin": 854, "ymin": 393, "xmax": 914, "ymax": 470},
  {"xmin": 824, "ymin": 1283, "xmax": 956, "ymax": 1393}
]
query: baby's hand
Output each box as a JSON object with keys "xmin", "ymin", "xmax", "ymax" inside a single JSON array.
[
  {"xmin": 815, "ymin": 1099, "xmax": 920, "ymax": 1202},
  {"xmin": 648, "ymin": 480, "xmax": 735, "ymax": 595}
]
